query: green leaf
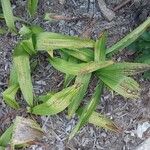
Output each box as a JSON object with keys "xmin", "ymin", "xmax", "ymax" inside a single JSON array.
[
  {"xmin": 79, "ymin": 61, "xmax": 113, "ymax": 75},
  {"xmin": 1, "ymin": 0, "xmax": 16, "ymax": 32},
  {"xmin": 106, "ymin": 18, "xmax": 150, "ymax": 54},
  {"xmin": 0, "ymin": 27, "xmax": 6, "ymax": 35},
  {"xmin": 95, "ymin": 32, "xmax": 107, "ymax": 62},
  {"xmin": 9, "ymin": 65, "xmax": 18, "ymax": 86},
  {"xmin": 36, "ymin": 32, "xmax": 95, "ymax": 51},
  {"xmin": 13, "ymin": 44, "xmax": 33, "ymax": 106},
  {"xmin": 30, "ymin": 85, "xmax": 80, "ymax": 115},
  {"xmin": 27, "ymin": 0, "xmax": 38, "ymax": 17},
  {"xmin": 97, "ymin": 62, "xmax": 150, "ymax": 76},
  {"xmin": 61, "ymin": 48, "xmax": 94, "ymax": 62},
  {"xmin": 21, "ymin": 39, "xmax": 36, "ymax": 55},
  {"xmin": 68, "ymin": 73, "xmax": 91, "ymax": 118},
  {"xmin": 0, "ymin": 124, "xmax": 13, "ymax": 147},
  {"xmin": 69, "ymin": 83, "xmax": 103, "ymax": 139},
  {"xmin": 50, "ymin": 57, "xmax": 113, "ymax": 75},
  {"xmin": 3, "ymin": 84, "xmax": 19, "ymax": 109},
  {"xmin": 143, "ymin": 71, "xmax": 150, "ymax": 80},
  {"xmin": 37, "ymin": 91, "xmax": 55, "ymax": 103},
  {"xmin": 63, "ymin": 56, "xmax": 77, "ymax": 88},
  {"xmin": 0, "ymin": 146, "xmax": 5, "ymax": 150},
  {"xmin": 98, "ymin": 72, "xmax": 140, "ymax": 99}
]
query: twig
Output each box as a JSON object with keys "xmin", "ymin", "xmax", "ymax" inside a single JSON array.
[{"xmin": 113, "ymin": 0, "xmax": 132, "ymax": 12}]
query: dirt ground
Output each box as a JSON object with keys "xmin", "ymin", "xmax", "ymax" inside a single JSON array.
[{"xmin": 0, "ymin": 0, "xmax": 150, "ymax": 150}]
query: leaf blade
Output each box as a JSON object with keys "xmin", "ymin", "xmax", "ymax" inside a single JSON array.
[
  {"xmin": 69, "ymin": 83, "xmax": 103, "ymax": 139},
  {"xmin": 1, "ymin": 0, "xmax": 16, "ymax": 32},
  {"xmin": 13, "ymin": 44, "xmax": 33, "ymax": 106}
]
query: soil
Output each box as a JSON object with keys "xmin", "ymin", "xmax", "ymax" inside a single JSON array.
[{"xmin": 0, "ymin": 0, "xmax": 150, "ymax": 150}]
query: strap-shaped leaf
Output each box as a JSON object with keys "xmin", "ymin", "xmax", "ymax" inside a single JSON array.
[
  {"xmin": 21, "ymin": 39, "xmax": 36, "ymax": 55},
  {"xmin": 9, "ymin": 65, "xmax": 18, "ymax": 86},
  {"xmin": 88, "ymin": 111, "xmax": 121, "ymax": 132},
  {"xmin": 78, "ymin": 108, "xmax": 121, "ymax": 132},
  {"xmin": 61, "ymin": 48, "xmax": 94, "ymax": 62},
  {"xmin": 1, "ymin": 0, "xmax": 16, "ymax": 32},
  {"xmin": 3, "ymin": 84, "xmax": 19, "ymax": 109},
  {"xmin": 36, "ymin": 32, "xmax": 95, "ymax": 51},
  {"xmin": 13, "ymin": 44, "xmax": 33, "ymax": 106},
  {"xmin": 98, "ymin": 72, "xmax": 140, "ymax": 99},
  {"xmin": 27, "ymin": 0, "xmax": 38, "ymax": 17},
  {"xmin": 78, "ymin": 61, "xmax": 113, "ymax": 75},
  {"xmin": 69, "ymin": 83, "xmax": 103, "ymax": 139},
  {"xmin": 0, "ymin": 124, "xmax": 13, "ymax": 147},
  {"xmin": 50, "ymin": 57, "xmax": 113, "ymax": 75},
  {"xmin": 95, "ymin": 32, "xmax": 107, "ymax": 62},
  {"xmin": 97, "ymin": 62, "xmax": 150, "ymax": 76},
  {"xmin": 68, "ymin": 73, "xmax": 91, "ymax": 118},
  {"xmin": 106, "ymin": 18, "xmax": 150, "ymax": 54},
  {"xmin": 37, "ymin": 91, "xmax": 55, "ymax": 103},
  {"xmin": 30, "ymin": 85, "xmax": 80, "ymax": 115},
  {"xmin": 63, "ymin": 56, "xmax": 77, "ymax": 88}
]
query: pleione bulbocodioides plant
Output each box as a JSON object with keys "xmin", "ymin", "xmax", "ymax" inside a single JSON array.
[{"xmin": 0, "ymin": 0, "xmax": 150, "ymax": 149}]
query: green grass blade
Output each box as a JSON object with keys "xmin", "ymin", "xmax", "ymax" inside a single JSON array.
[
  {"xmin": 97, "ymin": 62, "xmax": 150, "ymax": 76},
  {"xmin": 36, "ymin": 32, "xmax": 95, "ymax": 51},
  {"xmin": 98, "ymin": 71, "xmax": 140, "ymax": 99},
  {"xmin": 61, "ymin": 48, "xmax": 94, "ymax": 62},
  {"xmin": 68, "ymin": 73, "xmax": 91, "ymax": 118},
  {"xmin": 2, "ymin": 84, "xmax": 19, "ymax": 109},
  {"xmin": 30, "ymin": 85, "xmax": 80, "ymax": 115},
  {"xmin": 27, "ymin": 0, "xmax": 38, "ymax": 17},
  {"xmin": 1, "ymin": 0, "xmax": 16, "ymax": 32},
  {"xmin": 95, "ymin": 32, "xmax": 107, "ymax": 62},
  {"xmin": 13, "ymin": 44, "xmax": 33, "ymax": 106},
  {"xmin": 106, "ymin": 18, "xmax": 150, "ymax": 54},
  {"xmin": 69, "ymin": 83, "xmax": 103, "ymax": 139},
  {"xmin": 0, "ymin": 124, "xmax": 13, "ymax": 147}
]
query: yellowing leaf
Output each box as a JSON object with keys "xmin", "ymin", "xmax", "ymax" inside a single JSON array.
[
  {"xmin": 36, "ymin": 32, "xmax": 95, "ymax": 51},
  {"xmin": 13, "ymin": 44, "xmax": 33, "ymax": 106},
  {"xmin": 88, "ymin": 111, "xmax": 121, "ymax": 132},
  {"xmin": 30, "ymin": 85, "xmax": 80, "ymax": 115},
  {"xmin": 98, "ymin": 62, "xmax": 150, "ymax": 76},
  {"xmin": 98, "ymin": 72, "xmax": 140, "ymax": 99},
  {"xmin": 78, "ymin": 61, "xmax": 114, "ymax": 75}
]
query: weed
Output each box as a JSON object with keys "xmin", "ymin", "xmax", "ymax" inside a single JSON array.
[{"xmin": 0, "ymin": 0, "xmax": 150, "ymax": 149}]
